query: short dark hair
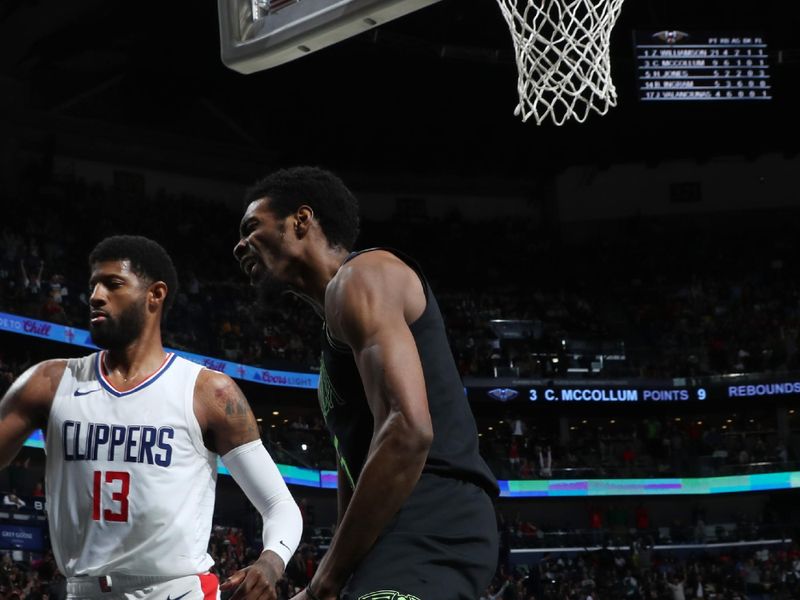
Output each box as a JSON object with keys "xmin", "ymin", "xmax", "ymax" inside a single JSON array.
[
  {"xmin": 244, "ymin": 166, "xmax": 360, "ymax": 250},
  {"xmin": 88, "ymin": 235, "xmax": 179, "ymax": 315}
]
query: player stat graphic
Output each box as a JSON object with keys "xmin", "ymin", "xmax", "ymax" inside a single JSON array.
[{"xmin": 634, "ymin": 30, "xmax": 772, "ymax": 102}]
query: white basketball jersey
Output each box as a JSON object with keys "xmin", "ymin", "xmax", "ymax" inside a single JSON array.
[{"xmin": 45, "ymin": 352, "xmax": 217, "ymax": 578}]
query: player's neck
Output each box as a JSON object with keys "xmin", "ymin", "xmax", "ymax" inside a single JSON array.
[
  {"xmin": 294, "ymin": 245, "xmax": 349, "ymax": 312},
  {"xmin": 102, "ymin": 329, "xmax": 166, "ymax": 385}
]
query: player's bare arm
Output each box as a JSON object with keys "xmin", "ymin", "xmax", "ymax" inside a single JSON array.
[
  {"xmin": 335, "ymin": 460, "xmax": 353, "ymax": 528},
  {"xmin": 307, "ymin": 251, "xmax": 433, "ymax": 600},
  {"xmin": 0, "ymin": 360, "xmax": 65, "ymax": 470},
  {"xmin": 194, "ymin": 370, "xmax": 302, "ymax": 600},
  {"xmin": 194, "ymin": 369, "xmax": 260, "ymax": 455}
]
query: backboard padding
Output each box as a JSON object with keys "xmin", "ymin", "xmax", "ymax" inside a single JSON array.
[{"xmin": 218, "ymin": 0, "xmax": 442, "ymax": 74}]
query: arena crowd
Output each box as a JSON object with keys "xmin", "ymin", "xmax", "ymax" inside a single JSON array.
[{"xmin": 2, "ymin": 178, "xmax": 800, "ymax": 380}]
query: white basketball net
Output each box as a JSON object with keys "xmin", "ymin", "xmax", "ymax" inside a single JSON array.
[{"xmin": 495, "ymin": 0, "xmax": 626, "ymax": 125}]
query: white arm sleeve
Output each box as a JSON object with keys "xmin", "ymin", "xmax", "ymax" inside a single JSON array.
[{"xmin": 221, "ymin": 440, "xmax": 303, "ymax": 567}]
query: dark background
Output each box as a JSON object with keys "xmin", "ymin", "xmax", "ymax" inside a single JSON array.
[{"xmin": 1, "ymin": 0, "xmax": 798, "ymax": 185}]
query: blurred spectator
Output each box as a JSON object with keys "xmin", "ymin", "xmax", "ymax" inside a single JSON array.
[{"xmin": 5, "ymin": 178, "xmax": 800, "ymax": 381}]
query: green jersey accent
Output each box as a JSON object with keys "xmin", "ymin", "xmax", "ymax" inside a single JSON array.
[
  {"xmin": 358, "ymin": 591, "xmax": 421, "ymax": 600},
  {"xmin": 334, "ymin": 435, "xmax": 356, "ymax": 489},
  {"xmin": 317, "ymin": 359, "xmax": 345, "ymax": 420}
]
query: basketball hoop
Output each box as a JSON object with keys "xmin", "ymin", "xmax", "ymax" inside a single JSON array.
[{"xmin": 494, "ymin": 0, "xmax": 626, "ymax": 125}]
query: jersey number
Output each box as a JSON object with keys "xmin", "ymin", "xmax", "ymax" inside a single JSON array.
[{"xmin": 92, "ymin": 470, "xmax": 130, "ymax": 522}]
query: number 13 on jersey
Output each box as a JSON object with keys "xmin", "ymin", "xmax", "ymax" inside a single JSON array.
[{"xmin": 92, "ymin": 470, "xmax": 130, "ymax": 522}]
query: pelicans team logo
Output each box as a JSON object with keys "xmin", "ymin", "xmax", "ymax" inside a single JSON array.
[
  {"xmin": 358, "ymin": 592, "xmax": 421, "ymax": 600},
  {"xmin": 652, "ymin": 30, "xmax": 689, "ymax": 44},
  {"xmin": 317, "ymin": 361, "xmax": 346, "ymax": 419}
]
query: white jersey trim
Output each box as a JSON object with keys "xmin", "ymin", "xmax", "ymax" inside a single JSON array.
[{"xmin": 96, "ymin": 351, "xmax": 177, "ymax": 397}]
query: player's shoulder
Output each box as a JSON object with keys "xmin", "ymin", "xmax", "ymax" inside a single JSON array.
[
  {"xmin": 331, "ymin": 249, "xmax": 418, "ymax": 298},
  {"xmin": 327, "ymin": 250, "xmax": 426, "ymax": 333},
  {"xmin": 192, "ymin": 368, "xmax": 252, "ymax": 436},
  {"xmin": 194, "ymin": 368, "xmax": 238, "ymax": 399},
  {"xmin": 193, "ymin": 368, "xmax": 244, "ymax": 416},
  {"xmin": 3, "ymin": 359, "xmax": 68, "ymax": 413},
  {"xmin": 26, "ymin": 359, "xmax": 69, "ymax": 391},
  {"xmin": 193, "ymin": 368, "xmax": 234, "ymax": 428},
  {"xmin": 35, "ymin": 358, "xmax": 70, "ymax": 376},
  {"xmin": 342, "ymin": 248, "xmax": 411, "ymax": 273}
]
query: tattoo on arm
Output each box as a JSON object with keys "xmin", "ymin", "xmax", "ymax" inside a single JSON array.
[
  {"xmin": 220, "ymin": 386, "xmax": 257, "ymax": 437},
  {"xmin": 224, "ymin": 396, "xmax": 247, "ymax": 417},
  {"xmin": 199, "ymin": 372, "xmax": 261, "ymax": 454}
]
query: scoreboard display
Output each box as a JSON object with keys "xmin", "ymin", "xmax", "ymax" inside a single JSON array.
[
  {"xmin": 634, "ymin": 30, "xmax": 772, "ymax": 102},
  {"xmin": 469, "ymin": 377, "xmax": 800, "ymax": 405}
]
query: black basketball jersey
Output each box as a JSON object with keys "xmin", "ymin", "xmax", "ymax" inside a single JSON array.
[{"xmin": 318, "ymin": 248, "xmax": 499, "ymax": 496}]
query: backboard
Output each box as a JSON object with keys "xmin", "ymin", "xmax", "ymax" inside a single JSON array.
[{"xmin": 218, "ymin": 0, "xmax": 442, "ymax": 74}]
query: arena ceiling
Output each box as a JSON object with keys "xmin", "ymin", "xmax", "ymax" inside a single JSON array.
[{"xmin": 0, "ymin": 0, "xmax": 798, "ymax": 180}]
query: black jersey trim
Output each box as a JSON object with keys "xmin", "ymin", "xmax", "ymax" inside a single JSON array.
[
  {"xmin": 324, "ymin": 323, "xmax": 351, "ymax": 353},
  {"xmin": 344, "ymin": 247, "xmax": 430, "ymax": 300}
]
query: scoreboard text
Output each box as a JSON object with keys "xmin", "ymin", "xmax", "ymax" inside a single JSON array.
[{"xmin": 634, "ymin": 30, "xmax": 772, "ymax": 102}]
